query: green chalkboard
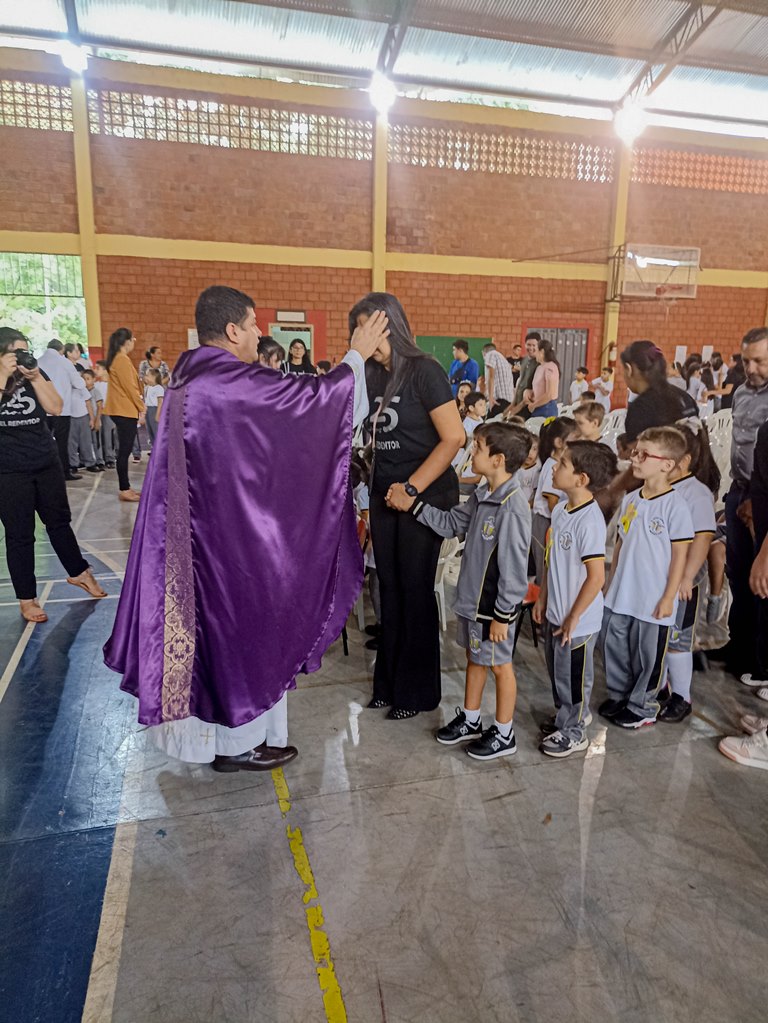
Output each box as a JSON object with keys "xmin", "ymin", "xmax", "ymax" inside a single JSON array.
[{"xmin": 415, "ymin": 335, "xmax": 493, "ymax": 374}]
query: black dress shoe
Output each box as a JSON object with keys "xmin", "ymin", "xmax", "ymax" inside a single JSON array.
[
  {"xmin": 364, "ymin": 637, "xmax": 379, "ymax": 650},
  {"xmin": 365, "ymin": 624, "xmax": 380, "ymax": 637},
  {"xmin": 65, "ymin": 471, "xmax": 82, "ymax": 481},
  {"xmin": 210, "ymin": 743, "xmax": 298, "ymax": 772},
  {"xmin": 86, "ymin": 465, "xmax": 101, "ymax": 473}
]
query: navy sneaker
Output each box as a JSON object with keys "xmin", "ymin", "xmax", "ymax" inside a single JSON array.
[
  {"xmin": 540, "ymin": 730, "xmax": 589, "ymax": 758},
  {"xmin": 598, "ymin": 698, "xmax": 627, "ymax": 720},
  {"xmin": 612, "ymin": 707, "xmax": 656, "ymax": 729},
  {"xmin": 436, "ymin": 707, "xmax": 482, "ymax": 746},
  {"xmin": 466, "ymin": 725, "xmax": 516, "ymax": 761},
  {"xmin": 541, "ymin": 710, "xmax": 593, "ymax": 736},
  {"xmin": 658, "ymin": 693, "xmax": 692, "ymax": 723}
]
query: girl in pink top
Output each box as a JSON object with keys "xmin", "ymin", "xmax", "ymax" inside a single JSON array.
[{"xmin": 525, "ymin": 338, "xmax": 561, "ymax": 418}]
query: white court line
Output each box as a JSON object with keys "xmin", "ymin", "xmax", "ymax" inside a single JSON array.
[
  {"xmin": 0, "ymin": 574, "xmax": 120, "ymax": 589},
  {"xmin": 0, "ymin": 474, "xmax": 103, "ymax": 704},
  {"xmin": 0, "ymin": 580, "xmax": 54, "ymax": 706},
  {"xmin": 0, "ymin": 595, "xmax": 119, "ymax": 607}
]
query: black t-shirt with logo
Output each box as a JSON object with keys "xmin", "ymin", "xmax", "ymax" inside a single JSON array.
[
  {"xmin": 366, "ymin": 358, "xmax": 454, "ymax": 493},
  {"xmin": 0, "ymin": 373, "xmax": 58, "ymax": 474}
]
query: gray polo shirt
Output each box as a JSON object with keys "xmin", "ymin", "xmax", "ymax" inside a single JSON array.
[
  {"xmin": 514, "ymin": 356, "xmax": 537, "ymax": 404},
  {"xmin": 731, "ymin": 380, "xmax": 768, "ymax": 487}
]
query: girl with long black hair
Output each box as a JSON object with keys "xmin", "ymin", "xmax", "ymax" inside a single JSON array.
[
  {"xmin": 349, "ymin": 292, "xmax": 465, "ymax": 719},
  {"xmin": 283, "ymin": 338, "xmax": 316, "ymax": 375},
  {"xmin": 621, "ymin": 340, "xmax": 698, "ymax": 444},
  {"xmin": 103, "ymin": 327, "xmax": 145, "ymax": 502}
]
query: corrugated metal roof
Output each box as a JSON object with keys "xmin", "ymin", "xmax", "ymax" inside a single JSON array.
[
  {"xmin": 413, "ymin": 0, "xmax": 692, "ymax": 55},
  {"xmin": 687, "ymin": 5, "xmax": 768, "ymax": 67},
  {"xmin": 0, "ymin": 0, "xmax": 67, "ymax": 34},
  {"xmin": 395, "ymin": 28, "xmax": 644, "ymax": 103},
  {"xmin": 651, "ymin": 63, "xmax": 768, "ymax": 120},
  {"xmin": 76, "ymin": 0, "xmax": 387, "ymax": 72}
]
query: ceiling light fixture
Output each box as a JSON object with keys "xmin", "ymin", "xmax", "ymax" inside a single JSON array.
[
  {"xmin": 369, "ymin": 72, "xmax": 396, "ymax": 115},
  {"xmin": 58, "ymin": 40, "xmax": 90, "ymax": 75},
  {"xmin": 613, "ymin": 100, "xmax": 648, "ymax": 147}
]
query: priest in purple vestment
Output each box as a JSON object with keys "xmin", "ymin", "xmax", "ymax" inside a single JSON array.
[{"xmin": 104, "ymin": 286, "xmax": 387, "ymax": 771}]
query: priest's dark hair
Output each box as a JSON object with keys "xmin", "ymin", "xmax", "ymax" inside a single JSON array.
[
  {"xmin": 105, "ymin": 327, "xmax": 133, "ymax": 370},
  {"xmin": 195, "ymin": 285, "xmax": 255, "ymax": 344},
  {"xmin": 348, "ymin": 292, "xmax": 431, "ymax": 414}
]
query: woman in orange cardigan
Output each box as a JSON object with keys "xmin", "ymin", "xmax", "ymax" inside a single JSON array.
[{"xmin": 103, "ymin": 327, "xmax": 145, "ymax": 502}]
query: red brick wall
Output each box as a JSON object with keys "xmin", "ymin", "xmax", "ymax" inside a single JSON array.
[
  {"xmin": 627, "ymin": 184, "xmax": 768, "ymax": 271},
  {"xmin": 614, "ymin": 285, "xmax": 768, "ymax": 402},
  {"xmin": 90, "ymin": 137, "xmax": 372, "ymax": 248},
  {"xmin": 96, "ymin": 256, "xmax": 371, "ymax": 364},
  {"xmin": 0, "ymin": 126, "xmax": 77, "ymax": 233},
  {"xmin": 388, "ymin": 271, "xmax": 607, "ymax": 375},
  {"xmin": 388, "ymin": 164, "xmax": 612, "ymax": 261}
]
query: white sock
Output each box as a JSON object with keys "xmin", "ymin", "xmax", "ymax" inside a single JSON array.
[
  {"xmin": 463, "ymin": 707, "xmax": 481, "ymax": 725},
  {"xmin": 667, "ymin": 652, "xmax": 693, "ymax": 703},
  {"xmin": 495, "ymin": 717, "xmax": 513, "ymax": 738}
]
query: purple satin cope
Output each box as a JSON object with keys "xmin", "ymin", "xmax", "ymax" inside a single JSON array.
[{"xmin": 103, "ymin": 346, "xmax": 362, "ymax": 728}]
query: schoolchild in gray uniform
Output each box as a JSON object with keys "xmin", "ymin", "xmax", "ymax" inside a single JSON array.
[
  {"xmin": 530, "ymin": 417, "xmax": 576, "ymax": 584},
  {"xmin": 600, "ymin": 427, "xmax": 694, "ymax": 729},
  {"xmin": 658, "ymin": 419, "xmax": 718, "ymax": 723},
  {"xmin": 534, "ymin": 441, "xmax": 618, "ymax": 757},
  {"xmin": 396, "ymin": 423, "xmax": 532, "ymax": 761}
]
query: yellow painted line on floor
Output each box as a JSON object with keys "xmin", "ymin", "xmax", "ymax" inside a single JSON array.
[{"xmin": 271, "ymin": 768, "xmax": 347, "ymax": 1023}]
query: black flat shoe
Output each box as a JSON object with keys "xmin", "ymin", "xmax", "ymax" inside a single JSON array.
[
  {"xmin": 367, "ymin": 698, "xmax": 390, "ymax": 709},
  {"xmin": 364, "ymin": 637, "xmax": 379, "ymax": 650},
  {"xmin": 211, "ymin": 743, "xmax": 298, "ymax": 772},
  {"xmin": 65, "ymin": 471, "xmax": 82, "ymax": 481},
  {"xmin": 386, "ymin": 708, "xmax": 419, "ymax": 720},
  {"xmin": 365, "ymin": 624, "xmax": 380, "ymax": 637}
]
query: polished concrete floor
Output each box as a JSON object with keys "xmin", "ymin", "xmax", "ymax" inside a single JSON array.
[{"xmin": 0, "ymin": 464, "xmax": 767, "ymax": 1023}]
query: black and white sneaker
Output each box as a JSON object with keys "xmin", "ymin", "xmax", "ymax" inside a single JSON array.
[
  {"xmin": 612, "ymin": 707, "xmax": 656, "ymax": 729},
  {"xmin": 466, "ymin": 725, "xmax": 516, "ymax": 761},
  {"xmin": 540, "ymin": 710, "xmax": 592, "ymax": 736},
  {"xmin": 435, "ymin": 707, "xmax": 482, "ymax": 746},
  {"xmin": 658, "ymin": 693, "xmax": 692, "ymax": 723},
  {"xmin": 540, "ymin": 730, "xmax": 589, "ymax": 758}
]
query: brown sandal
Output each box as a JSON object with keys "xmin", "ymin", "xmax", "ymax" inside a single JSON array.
[
  {"xmin": 20, "ymin": 600, "xmax": 48, "ymax": 624},
  {"xmin": 118, "ymin": 489, "xmax": 141, "ymax": 503},
  {"xmin": 66, "ymin": 569, "xmax": 107, "ymax": 599}
]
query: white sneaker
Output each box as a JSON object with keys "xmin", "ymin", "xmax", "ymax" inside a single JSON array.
[
  {"xmin": 757, "ymin": 687, "xmax": 768, "ymax": 704},
  {"xmin": 718, "ymin": 729, "xmax": 768, "ymax": 771},
  {"xmin": 739, "ymin": 673, "xmax": 768, "ymax": 688},
  {"xmin": 740, "ymin": 713, "xmax": 768, "ymax": 735}
]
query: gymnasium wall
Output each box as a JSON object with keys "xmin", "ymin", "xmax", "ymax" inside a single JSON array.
[{"xmin": 1, "ymin": 60, "xmax": 767, "ymax": 391}]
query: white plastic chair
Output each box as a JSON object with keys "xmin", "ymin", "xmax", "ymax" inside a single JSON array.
[
  {"xmin": 525, "ymin": 416, "xmax": 546, "ymax": 435},
  {"xmin": 606, "ymin": 408, "xmax": 627, "ymax": 432},
  {"xmin": 708, "ymin": 409, "xmax": 732, "ymax": 435},
  {"xmin": 434, "ymin": 537, "xmax": 461, "ymax": 631}
]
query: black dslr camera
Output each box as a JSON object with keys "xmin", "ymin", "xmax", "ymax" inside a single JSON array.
[{"xmin": 14, "ymin": 350, "xmax": 38, "ymax": 370}]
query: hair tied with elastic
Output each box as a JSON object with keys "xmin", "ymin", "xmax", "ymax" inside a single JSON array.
[
  {"xmin": 543, "ymin": 416, "xmax": 556, "ymax": 426},
  {"xmin": 679, "ymin": 416, "xmax": 704, "ymax": 435},
  {"xmin": 651, "ymin": 345, "xmax": 664, "ymax": 359}
]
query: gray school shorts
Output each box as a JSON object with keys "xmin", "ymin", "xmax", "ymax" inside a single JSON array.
[{"xmin": 456, "ymin": 615, "xmax": 516, "ymax": 667}]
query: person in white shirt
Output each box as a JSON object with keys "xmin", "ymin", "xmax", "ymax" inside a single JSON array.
[
  {"xmin": 569, "ymin": 366, "xmax": 589, "ymax": 405},
  {"xmin": 143, "ymin": 367, "xmax": 165, "ymax": 449},
  {"xmin": 38, "ymin": 338, "xmax": 91, "ymax": 480},
  {"xmin": 657, "ymin": 419, "xmax": 719, "ymax": 723},
  {"xmin": 530, "ymin": 417, "xmax": 576, "ymax": 583},
  {"xmin": 82, "ymin": 369, "xmax": 106, "ymax": 471},
  {"xmin": 600, "ymin": 427, "xmax": 694, "ymax": 729},
  {"xmin": 591, "ymin": 367, "xmax": 614, "ymax": 412},
  {"xmin": 534, "ymin": 441, "xmax": 618, "ymax": 757},
  {"xmin": 93, "ymin": 360, "xmax": 115, "ymax": 466},
  {"xmin": 573, "ymin": 401, "xmax": 605, "ymax": 443},
  {"xmin": 482, "ymin": 343, "xmax": 516, "ymax": 416},
  {"xmin": 452, "ymin": 391, "xmax": 486, "ymax": 482},
  {"xmin": 68, "ymin": 361, "xmax": 98, "ymax": 473}
]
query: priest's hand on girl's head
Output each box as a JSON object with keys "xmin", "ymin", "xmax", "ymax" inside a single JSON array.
[{"xmin": 350, "ymin": 310, "xmax": 389, "ymax": 361}]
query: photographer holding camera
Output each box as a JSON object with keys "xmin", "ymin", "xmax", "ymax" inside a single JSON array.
[{"xmin": 0, "ymin": 327, "xmax": 105, "ymax": 623}]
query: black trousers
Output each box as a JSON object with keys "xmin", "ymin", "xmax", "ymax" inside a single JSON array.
[
  {"xmin": 48, "ymin": 415, "xmax": 71, "ymax": 475},
  {"xmin": 725, "ymin": 483, "xmax": 768, "ymax": 677},
  {"xmin": 111, "ymin": 415, "xmax": 138, "ymax": 491},
  {"xmin": 370, "ymin": 473, "xmax": 458, "ymax": 711},
  {"xmin": 0, "ymin": 461, "xmax": 89, "ymax": 599}
]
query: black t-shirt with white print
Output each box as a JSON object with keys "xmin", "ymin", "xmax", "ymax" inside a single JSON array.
[
  {"xmin": 0, "ymin": 372, "xmax": 58, "ymax": 474},
  {"xmin": 366, "ymin": 358, "xmax": 454, "ymax": 492}
]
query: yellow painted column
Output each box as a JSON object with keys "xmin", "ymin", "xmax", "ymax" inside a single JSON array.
[
  {"xmin": 602, "ymin": 144, "xmax": 633, "ymax": 363},
  {"xmin": 371, "ymin": 112, "xmax": 388, "ymax": 293},
  {"xmin": 70, "ymin": 74, "xmax": 103, "ymax": 350}
]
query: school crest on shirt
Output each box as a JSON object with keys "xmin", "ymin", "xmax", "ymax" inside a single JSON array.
[
  {"xmin": 558, "ymin": 530, "xmax": 573, "ymax": 551},
  {"xmin": 481, "ymin": 516, "xmax": 496, "ymax": 541},
  {"xmin": 649, "ymin": 517, "xmax": 665, "ymax": 535}
]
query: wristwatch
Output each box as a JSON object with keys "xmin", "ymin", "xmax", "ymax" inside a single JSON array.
[{"xmin": 403, "ymin": 481, "xmax": 419, "ymax": 498}]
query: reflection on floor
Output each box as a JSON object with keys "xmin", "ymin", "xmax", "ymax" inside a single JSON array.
[{"xmin": 0, "ymin": 466, "xmax": 766, "ymax": 1023}]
